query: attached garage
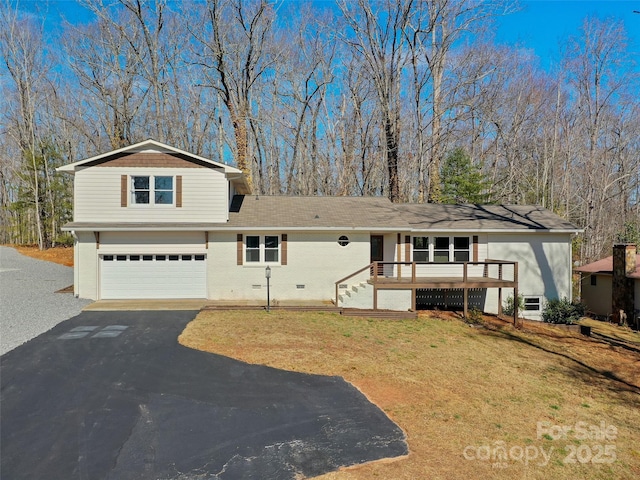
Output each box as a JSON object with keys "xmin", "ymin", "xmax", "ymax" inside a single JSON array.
[{"xmin": 100, "ymin": 253, "xmax": 207, "ymax": 299}]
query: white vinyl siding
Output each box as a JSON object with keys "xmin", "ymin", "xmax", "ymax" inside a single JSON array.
[
  {"xmin": 99, "ymin": 231, "xmax": 207, "ymax": 254},
  {"xmin": 73, "ymin": 167, "xmax": 228, "ymax": 222}
]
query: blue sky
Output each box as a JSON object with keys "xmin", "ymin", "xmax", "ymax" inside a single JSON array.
[
  {"xmin": 495, "ymin": 1, "xmax": 639, "ymax": 69},
  {"xmin": 15, "ymin": 0, "xmax": 640, "ymax": 71}
]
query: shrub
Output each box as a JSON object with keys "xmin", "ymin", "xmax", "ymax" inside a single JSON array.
[
  {"xmin": 503, "ymin": 294, "xmax": 524, "ymax": 317},
  {"xmin": 465, "ymin": 307, "xmax": 484, "ymax": 325},
  {"xmin": 54, "ymin": 233, "xmax": 75, "ymax": 247},
  {"xmin": 542, "ymin": 298, "xmax": 585, "ymax": 325}
]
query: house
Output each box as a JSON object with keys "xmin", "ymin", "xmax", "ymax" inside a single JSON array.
[
  {"xmin": 575, "ymin": 244, "xmax": 639, "ymax": 327},
  {"xmin": 58, "ymin": 139, "xmax": 581, "ymax": 320}
]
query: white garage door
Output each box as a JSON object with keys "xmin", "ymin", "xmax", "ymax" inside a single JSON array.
[{"xmin": 100, "ymin": 254, "xmax": 207, "ymax": 299}]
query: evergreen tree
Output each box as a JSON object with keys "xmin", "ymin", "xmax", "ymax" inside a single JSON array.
[{"xmin": 440, "ymin": 148, "xmax": 490, "ymax": 204}]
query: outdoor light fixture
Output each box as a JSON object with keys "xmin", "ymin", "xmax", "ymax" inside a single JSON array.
[{"xmin": 265, "ymin": 266, "xmax": 271, "ymax": 312}]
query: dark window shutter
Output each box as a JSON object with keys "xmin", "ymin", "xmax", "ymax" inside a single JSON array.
[
  {"xmin": 473, "ymin": 236, "xmax": 479, "ymax": 262},
  {"xmin": 405, "ymin": 235, "xmax": 411, "ymax": 262},
  {"xmin": 237, "ymin": 234, "xmax": 243, "ymax": 265},
  {"xmin": 281, "ymin": 234, "xmax": 287, "ymax": 265},
  {"xmin": 121, "ymin": 175, "xmax": 127, "ymax": 207},
  {"xmin": 176, "ymin": 175, "xmax": 182, "ymax": 207}
]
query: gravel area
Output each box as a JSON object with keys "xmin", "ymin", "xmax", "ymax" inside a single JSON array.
[{"xmin": 0, "ymin": 246, "xmax": 92, "ymax": 355}]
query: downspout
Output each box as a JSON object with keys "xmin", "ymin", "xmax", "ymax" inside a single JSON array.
[{"xmin": 71, "ymin": 231, "xmax": 79, "ymax": 298}]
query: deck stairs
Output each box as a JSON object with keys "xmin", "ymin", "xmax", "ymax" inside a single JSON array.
[{"xmin": 338, "ymin": 281, "xmax": 374, "ymax": 309}]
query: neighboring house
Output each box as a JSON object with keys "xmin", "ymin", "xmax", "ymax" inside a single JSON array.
[
  {"xmin": 58, "ymin": 139, "xmax": 581, "ymax": 320},
  {"xmin": 576, "ymin": 244, "xmax": 640, "ymax": 325}
]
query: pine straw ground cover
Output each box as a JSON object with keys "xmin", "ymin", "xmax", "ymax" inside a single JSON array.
[
  {"xmin": 9, "ymin": 245, "xmax": 74, "ymax": 267},
  {"xmin": 180, "ymin": 310, "xmax": 640, "ymax": 480}
]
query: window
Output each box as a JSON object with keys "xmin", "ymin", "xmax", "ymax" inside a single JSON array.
[
  {"xmin": 245, "ymin": 235, "xmax": 280, "ymax": 264},
  {"xmin": 338, "ymin": 235, "xmax": 350, "ymax": 247},
  {"xmin": 524, "ymin": 297, "xmax": 542, "ymax": 312},
  {"xmin": 412, "ymin": 236, "xmax": 472, "ymax": 262},
  {"xmin": 433, "ymin": 237, "xmax": 450, "ymax": 263},
  {"xmin": 131, "ymin": 175, "xmax": 173, "ymax": 205},
  {"xmin": 246, "ymin": 236, "xmax": 260, "ymax": 262},
  {"xmin": 413, "ymin": 237, "xmax": 429, "ymax": 262},
  {"xmin": 265, "ymin": 236, "xmax": 279, "ymax": 262},
  {"xmin": 132, "ymin": 176, "xmax": 150, "ymax": 204},
  {"xmin": 154, "ymin": 176, "xmax": 173, "ymax": 204},
  {"xmin": 453, "ymin": 237, "xmax": 470, "ymax": 262},
  {"xmin": 590, "ymin": 275, "xmax": 597, "ymax": 286}
]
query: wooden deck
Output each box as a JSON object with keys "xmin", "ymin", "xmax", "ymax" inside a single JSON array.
[
  {"xmin": 371, "ymin": 276, "xmax": 517, "ymax": 289},
  {"xmin": 336, "ymin": 260, "xmax": 519, "ymax": 323}
]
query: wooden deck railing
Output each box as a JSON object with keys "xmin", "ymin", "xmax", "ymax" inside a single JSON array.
[
  {"xmin": 368, "ymin": 260, "xmax": 518, "ymax": 285},
  {"xmin": 336, "ymin": 259, "xmax": 519, "ymax": 323}
]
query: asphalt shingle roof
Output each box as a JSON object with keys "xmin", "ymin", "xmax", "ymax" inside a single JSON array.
[
  {"xmin": 227, "ymin": 196, "xmax": 580, "ymax": 232},
  {"xmin": 399, "ymin": 203, "xmax": 580, "ymax": 231},
  {"xmin": 575, "ymin": 254, "xmax": 640, "ymax": 279},
  {"xmin": 227, "ymin": 195, "xmax": 408, "ymax": 229},
  {"xmin": 62, "ymin": 195, "xmax": 581, "ymax": 233}
]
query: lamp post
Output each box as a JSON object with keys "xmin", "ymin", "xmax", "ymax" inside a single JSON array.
[{"xmin": 265, "ymin": 266, "xmax": 271, "ymax": 312}]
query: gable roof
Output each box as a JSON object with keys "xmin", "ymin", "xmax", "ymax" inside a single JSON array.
[
  {"xmin": 575, "ymin": 255, "xmax": 640, "ymax": 279},
  {"xmin": 398, "ymin": 203, "xmax": 580, "ymax": 232},
  {"xmin": 57, "ymin": 139, "xmax": 251, "ymax": 194},
  {"xmin": 227, "ymin": 195, "xmax": 408, "ymax": 230}
]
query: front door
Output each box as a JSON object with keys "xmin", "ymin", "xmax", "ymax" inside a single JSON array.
[{"xmin": 370, "ymin": 235, "xmax": 384, "ymax": 276}]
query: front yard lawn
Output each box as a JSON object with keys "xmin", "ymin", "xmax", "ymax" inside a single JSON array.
[{"xmin": 180, "ymin": 310, "xmax": 639, "ymax": 479}]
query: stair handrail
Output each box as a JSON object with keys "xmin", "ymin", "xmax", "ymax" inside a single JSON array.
[{"xmin": 335, "ymin": 263, "xmax": 373, "ymax": 305}]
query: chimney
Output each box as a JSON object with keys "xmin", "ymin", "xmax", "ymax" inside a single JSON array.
[{"xmin": 612, "ymin": 244, "xmax": 636, "ymax": 324}]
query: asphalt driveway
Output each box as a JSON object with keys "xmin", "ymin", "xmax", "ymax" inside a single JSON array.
[{"xmin": 1, "ymin": 310, "xmax": 408, "ymax": 479}]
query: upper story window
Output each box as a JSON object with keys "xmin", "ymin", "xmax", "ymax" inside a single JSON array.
[
  {"xmin": 245, "ymin": 235, "xmax": 280, "ymax": 264},
  {"xmin": 131, "ymin": 175, "xmax": 174, "ymax": 205},
  {"xmin": 412, "ymin": 236, "xmax": 471, "ymax": 263}
]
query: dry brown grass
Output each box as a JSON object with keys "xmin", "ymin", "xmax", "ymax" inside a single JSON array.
[
  {"xmin": 7, "ymin": 245, "xmax": 74, "ymax": 267},
  {"xmin": 180, "ymin": 310, "xmax": 640, "ymax": 480}
]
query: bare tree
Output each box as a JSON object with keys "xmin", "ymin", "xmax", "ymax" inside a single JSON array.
[
  {"xmin": 1, "ymin": 4, "xmax": 49, "ymax": 247},
  {"xmin": 565, "ymin": 16, "xmax": 637, "ymax": 260},
  {"xmin": 337, "ymin": 0, "xmax": 413, "ymax": 203},
  {"xmin": 65, "ymin": 11, "xmax": 146, "ymax": 149},
  {"xmin": 190, "ymin": 0, "xmax": 277, "ymax": 190},
  {"xmin": 405, "ymin": 0, "xmax": 511, "ymax": 203}
]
